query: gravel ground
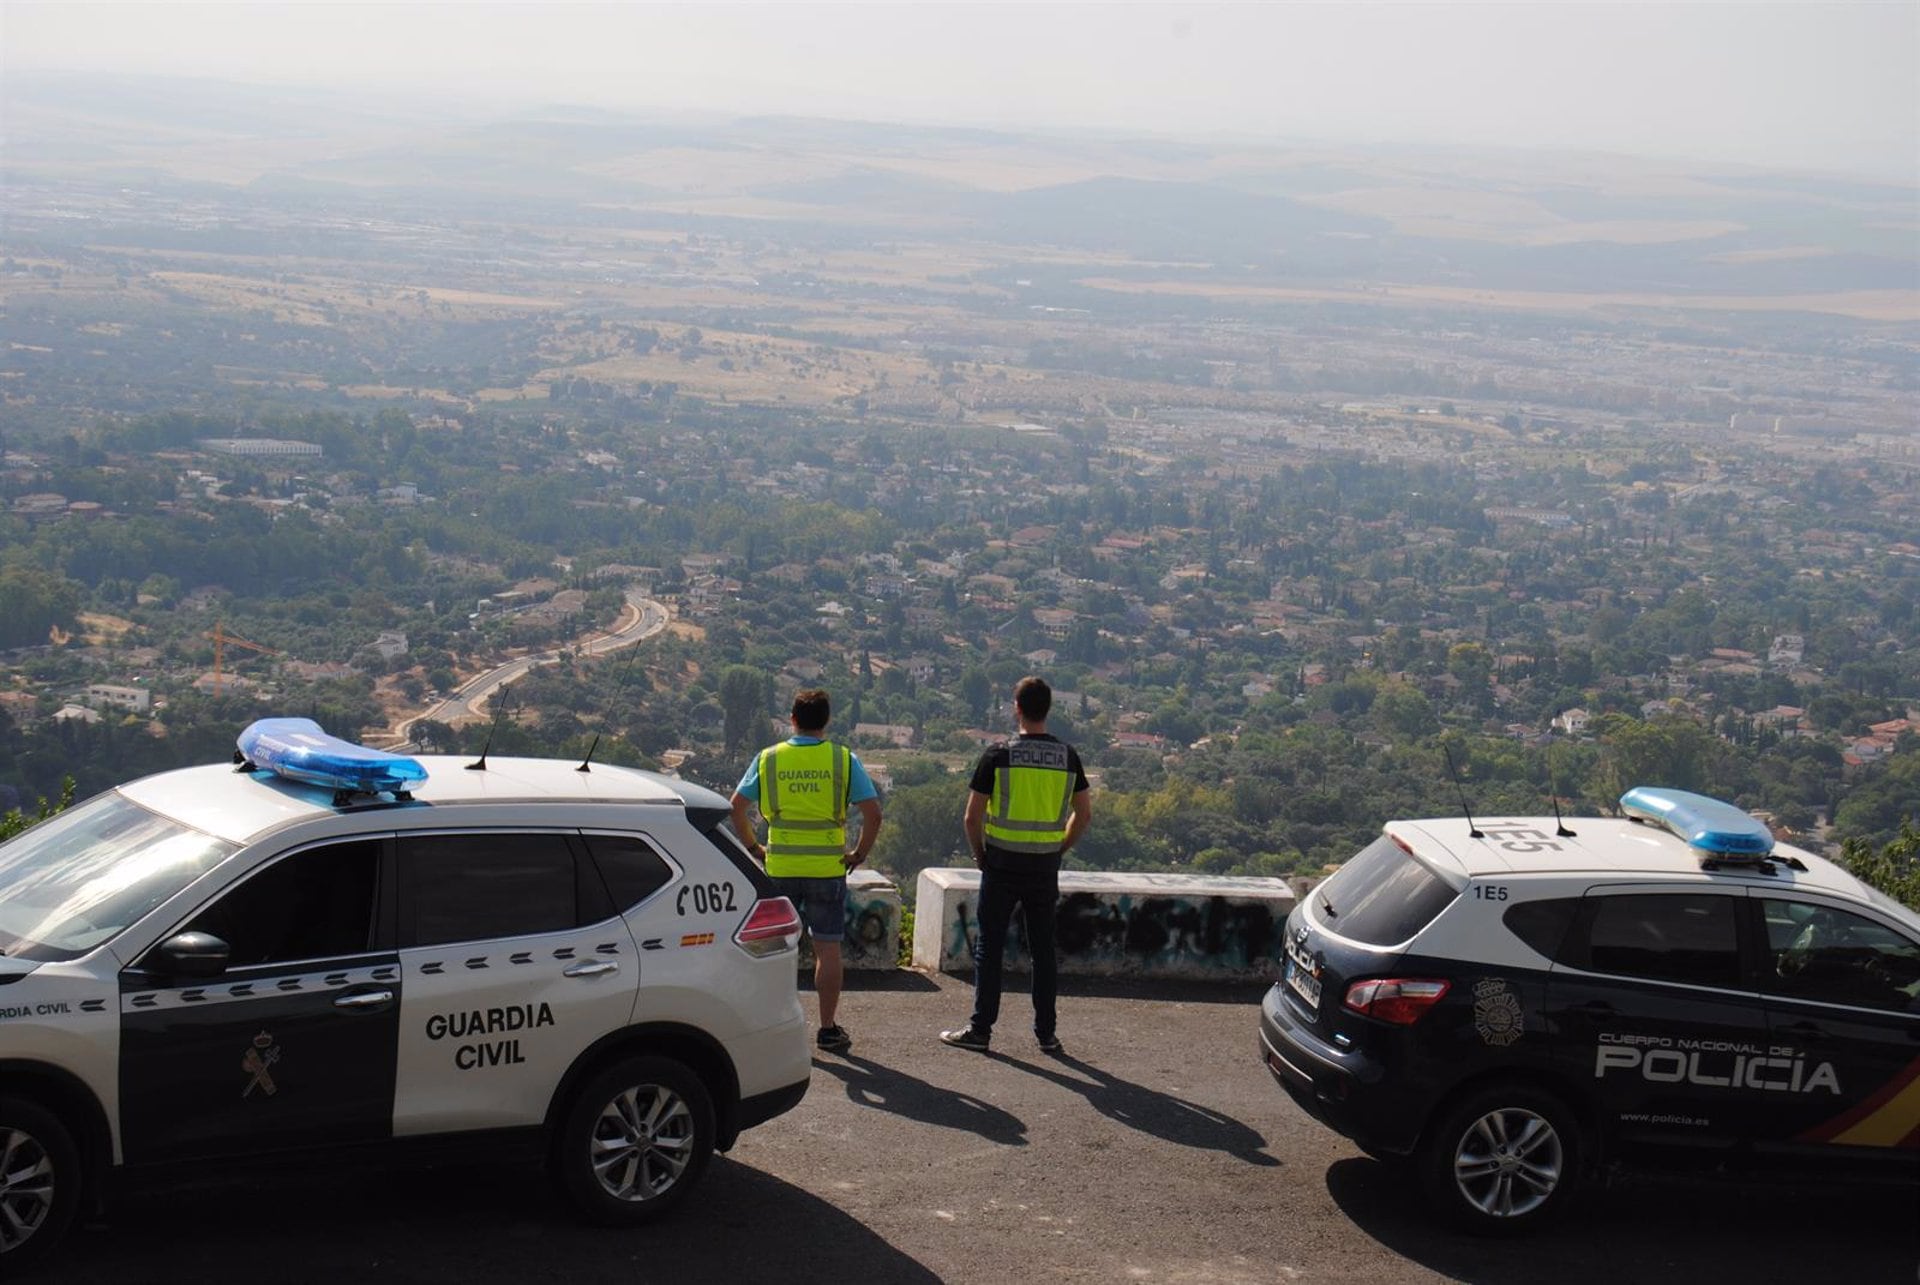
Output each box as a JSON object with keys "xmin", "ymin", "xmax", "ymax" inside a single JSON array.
[{"xmin": 42, "ymin": 972, "xmax": 1919, "ymax": 1284}]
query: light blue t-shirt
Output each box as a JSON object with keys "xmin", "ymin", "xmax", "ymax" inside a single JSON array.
[{"xmin": 734, "ymin": 736, "xmax": 879, "ymax": 805}]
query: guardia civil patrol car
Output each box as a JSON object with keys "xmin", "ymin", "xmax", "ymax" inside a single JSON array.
[
  {"xmin": 1258, "ymin": 787, "xmax": 1920, "ymax": 1233},
  {"xmin": 0, "ymin": 720, "xmax": 811, "ymax": 1269}
]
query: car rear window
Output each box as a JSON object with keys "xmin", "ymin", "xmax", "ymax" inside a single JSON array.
[
  {"xmin": 1503, "ymin": 897, "xmax": 1581, "ymax": 961},
  {"xmin": 1314, "ymin": 834, "xmax": 1459, "ymax": 947},
  {"xmin": 581, "ymin": 833, "xmax": 675, "ymax": 910}
]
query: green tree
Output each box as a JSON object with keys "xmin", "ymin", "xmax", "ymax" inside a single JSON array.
[
  {"xmin": 0, "ymin": 569, "xmax": 82, "ymax": 649},
  {"xmin": 0, "ymin": 777, "xmax": 75, "ymax": 842},
  {"xmin": 870, "ymin": 775, "xmax": 971, "ymax": 879},
  {"xmin": 959, "ymin": 667, "xmax": 993, "ymax": 724},
  {"xmin": 1592, "ymin": 714, "xmax": 1732, "ymax": 804},
  {"xmin": 1373, "ymin": 682, "xmax": 1439, "ymax": 739},
  {"xmin": 1840, "ymin": 823, "xmax": 1920, "ymax": 910},
  {"xmin": 718, "ymin": 665, "xmax": 773, "ymax": 759}
]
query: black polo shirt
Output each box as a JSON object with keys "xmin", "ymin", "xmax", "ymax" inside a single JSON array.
[{"xmin": 969, "ymin": 733, "xmax": 1089, "ymax": 874}]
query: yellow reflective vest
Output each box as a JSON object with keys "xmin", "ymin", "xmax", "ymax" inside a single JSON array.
[
  {"xmin": 983, "ymin": 738, "xmax": 1075, "ymax": 855},
  {"xmin": 758, "ymin": 740, "xmax": 851, "ymax": 878}
]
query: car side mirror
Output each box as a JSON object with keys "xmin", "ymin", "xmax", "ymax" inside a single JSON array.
[{"xmin": 155, "ymin": 931, "xmax": 231, "ymax": 978}]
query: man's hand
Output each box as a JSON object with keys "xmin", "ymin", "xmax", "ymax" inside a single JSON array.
[
  {"xmin": 843, "ymin": 851, "xmax": 866, "ymax": 871},
  {"xmin": 963, "ymin": 789, "xmax": 988, "ymax": 869},
  {"xmin": 728, "ymin": 791, "xmax": 766, "ymax": 865}
]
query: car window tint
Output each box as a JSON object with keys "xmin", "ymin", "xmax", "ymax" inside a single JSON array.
[
  {"xmin": 1503, "ymin": 897, "xmax": 1580, "ymax": 961},
  {"xmin": 405, "ymin": 833, "xmax": 577, "ymax": 946},
  {"xmin": 184, "ymin": 840, "xmax": 380, "ymax": 967},
  {"xmin": 1578, "ymin": 893, "xmax": 1740, "ymax": 989},
  {"xmin": 582, "ymin": 833, "xmax": 674, "ymax": 910},
  {"xmin": 1763, "ymin": 900, "xmax": 1920, "ymax": 1014},
  {"xmin": 1316, "ymin": 835, "xmax": 1459, "ymax": 947}
]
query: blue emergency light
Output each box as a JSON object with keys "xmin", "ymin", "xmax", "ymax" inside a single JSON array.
[
  {"xmin": 1619, "ymin": 787, "xmax": 1774, "ymax": 859},
  {"xmin": 238, "ymin": 717, "xmax": 428, "ymax": 799}
]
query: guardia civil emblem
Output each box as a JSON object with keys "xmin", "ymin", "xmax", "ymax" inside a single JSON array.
[
  {"xmin": 1472, "ymin": 978, "xmax": 1523, "ymax": 1047},
  {"xmin": 242, "ymin": 1031, "xmax": 281, "ymax": 1098}
]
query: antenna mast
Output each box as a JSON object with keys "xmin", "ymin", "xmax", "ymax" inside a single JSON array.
[{"xmin": 1443, "ymin": 746, "xmax": 1484, "ymax": 839}]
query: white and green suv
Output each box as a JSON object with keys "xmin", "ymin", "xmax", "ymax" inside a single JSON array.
[{"xmin": 0, "ymin": 735, "xmax": 809, "ymax": 1270}]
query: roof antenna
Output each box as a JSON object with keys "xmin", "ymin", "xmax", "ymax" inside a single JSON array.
[
  {"xmin": 578, "ymin": 632, "xmax": 649, "ymax": 773},
  {"xmin": 1546, "ymin": 738, "xmax": 1577, "ymax": 838},
  {"xmin": 466, "ymin": 686, "xmax": 512, "ymax": 771},
  {"xmin": 1443, "ymin": 746, "xmax": 1484, "ymax": 839}
]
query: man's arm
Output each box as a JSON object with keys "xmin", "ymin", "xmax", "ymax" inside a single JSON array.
[
  {"xmin": 845, "ymin": 798, "xmax": 883, "ymax": 870},
  {"xmin": 729, "ymin": 791, "xmax": 766, "ymax": 863},
  {"xmin": 1060, "ymin": 790, "xmax": 1092, "ymax": 856},
  {"xmin": 963, "ymin": 790, "xmax": 988, "ymax": 866}
]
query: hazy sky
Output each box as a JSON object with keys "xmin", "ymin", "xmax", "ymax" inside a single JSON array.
[{"xmin": 6, "ymin": 1, "xmax": 1917, "ymax": 180}]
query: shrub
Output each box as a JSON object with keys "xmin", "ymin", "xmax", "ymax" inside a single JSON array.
[
  {"xmin": 0, "ymin": 776, "xmax": 76, "ymax": 843},
  {"xmin": 1841, "ymin": 823, "xmax": 1920, "ymax": 910}
]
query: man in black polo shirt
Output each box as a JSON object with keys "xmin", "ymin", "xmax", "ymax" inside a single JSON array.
[{"xmin": 940, "ymin": 676, "xmax": 1091, "ymax": 1054}]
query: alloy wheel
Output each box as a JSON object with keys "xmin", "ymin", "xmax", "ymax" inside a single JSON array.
[
  {"xmin": 0, "ymin": 1127, "xmax": 55, "ymax": 1252},
  {"xmin": 589, "ymin": 1083, "xmax": 696, "ymax": 1203},
  {"xmin": 1450, "ymin": 1106, "xmax": 1563, "ymax": 1219}
]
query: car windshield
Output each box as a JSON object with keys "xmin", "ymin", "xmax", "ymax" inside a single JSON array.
[{"xmin": 0, "ymin": 791, "xmax": 237, "ymax": 962}]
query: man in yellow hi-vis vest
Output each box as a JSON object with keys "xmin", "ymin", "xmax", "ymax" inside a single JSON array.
[
  {"xmin": 730, "ymin": 689, "xmax": 882, "ymax": 1053},
  {"xmin": 942, "ymin": 676, "xmax": 1090, "ymax": 1055}
]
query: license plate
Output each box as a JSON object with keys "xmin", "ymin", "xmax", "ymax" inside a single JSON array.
[{"xmin": 1285, "ymin": 958, "xmax": 1322, "ymax": 1008}]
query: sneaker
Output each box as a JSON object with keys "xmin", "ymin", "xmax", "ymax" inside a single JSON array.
[
  {"xmin": 939, "ymin": 1025, "xmax": 991, "ymax": 1051},
  {"xmin": 816, "ymin": 1024, "xmax": 852, "ymax": 1052},
  {"xmin": 1036, "ymin": 1034, "xmax": 1064, "ymax": 1055}
]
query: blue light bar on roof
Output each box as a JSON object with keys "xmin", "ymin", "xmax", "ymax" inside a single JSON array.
[
  {"xmin": 239, "ymin": 717, "xmax": 428, "ymax": 797},
  {"xmin": 1619, "ymin": 787, "xmax": 1774, "ymax": 858}
]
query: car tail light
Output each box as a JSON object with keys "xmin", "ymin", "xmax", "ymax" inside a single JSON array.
[
  {"xmin": 734, "ymin": 897, "xmax": 802, "ymax": 957},
  {"xmin": 1343, "ymin": 978, "xmax": 1450, "ymax": 1024}
]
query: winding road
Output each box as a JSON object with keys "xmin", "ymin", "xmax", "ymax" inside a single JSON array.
[{"xmin": 378, "ymin": 590, "xmax": 668, "ymax": 750}]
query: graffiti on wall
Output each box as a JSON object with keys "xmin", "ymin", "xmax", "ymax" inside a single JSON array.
[
  {"xmin": 941, "ymin": 888, "xmax": 1290, "ymax": 979},
  {"xmin": 798, "ymin": 880, "xmax": 901, "ymax": 970}
]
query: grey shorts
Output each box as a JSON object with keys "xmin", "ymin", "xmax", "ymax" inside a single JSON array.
[{"xmin": 775, "ymin": 875, "xmax": 847, "ymax": 944}]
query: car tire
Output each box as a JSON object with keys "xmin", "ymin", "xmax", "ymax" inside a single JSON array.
[
  {"xmin": 1418, "ymin": 1083, "xmax": 1581, "ymax": 1235},
  {"xmin": 0, "ymin": 1096, "xmax": 82, "ymax": 1272},
  {"xmin": 554, "ymin": 1055, "xmax": 715, "ymax": 1225}
]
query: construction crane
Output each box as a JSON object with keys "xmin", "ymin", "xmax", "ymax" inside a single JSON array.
[{"xmin": 206, "ymin": 623, "xmax": 280, "ymax": 696}]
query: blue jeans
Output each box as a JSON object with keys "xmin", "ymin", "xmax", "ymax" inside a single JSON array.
[
  {"xmin": 970, "ymin": 866, "xmax": 1059, "ymax": 1040},
  {"xmin": 774, "ymin": 875, "xmax": 847, "ymax": 944}
]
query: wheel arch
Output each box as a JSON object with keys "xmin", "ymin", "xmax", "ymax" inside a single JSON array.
[
  {"xmin": 0, "ymin": 1060, "xmax": 115, "ymax": 1213},
  {"xmin": 543, "ymin": 1024, "xmax": 744, "ymax": 1152},
  {"xmin": 1418, "ymin": 1064, "xmax": 1606, "ymax": 1169}
]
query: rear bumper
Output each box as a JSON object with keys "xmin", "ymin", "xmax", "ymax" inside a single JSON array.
[
  {"xmin": 736, "ymin": 1077, "xmax": 809, "ymax": 1134},
  {"xmin": 1257, "ymin": 985, "xmax": 1425, "ymax": 1157}
]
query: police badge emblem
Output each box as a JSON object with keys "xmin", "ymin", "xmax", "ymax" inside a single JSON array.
[{"xmin": 1472, "ymin": 978, "xmax": 1523, "ymax": 1047}]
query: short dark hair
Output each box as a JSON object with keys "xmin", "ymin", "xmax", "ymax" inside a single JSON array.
[
  {"xmin": 1014, "ymin": 675, "xmax": 1051, "ymax": 722},
  {"xmin": 791, "ymin": 688, "xmax": 831, "ymax": 732}
]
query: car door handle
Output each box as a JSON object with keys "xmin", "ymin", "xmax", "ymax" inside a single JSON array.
[
  {"xmin": 1777, "ymin": 1020, "xmax": 1826, "ymax": 1043},
  {"xmin": 333, "ymin": 989, "xmax": 395, "ymax": 1011},
  {"xmin": 563, "ymin": 960, "xmax": 618, "ymax": 978},
  {"xmin": 1573, "ymin": 1000, "xmax": 1615, "ymax": 1015}
]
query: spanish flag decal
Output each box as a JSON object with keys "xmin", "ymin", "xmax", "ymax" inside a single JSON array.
[
  {"xmin": 1797, "ymin": 1055, "xmax": 1920, "ymax": 1148},
  {"xmin": 679, "ymin": 932, "xmax": 716, "ymax": 948}
]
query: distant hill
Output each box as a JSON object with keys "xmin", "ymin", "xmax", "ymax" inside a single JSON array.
[{"xmin": 5, "ymin": 72, "xmax": 1914, "ymax": 299}]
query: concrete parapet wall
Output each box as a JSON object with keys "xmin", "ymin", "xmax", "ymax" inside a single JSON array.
[
  {"xmin": 912, "ymin": 868, "xmax": 1298, "ymax": 980},
  {"xmin": 795, "ymin": 868, "xmax": 901, "ymax": 971}
]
